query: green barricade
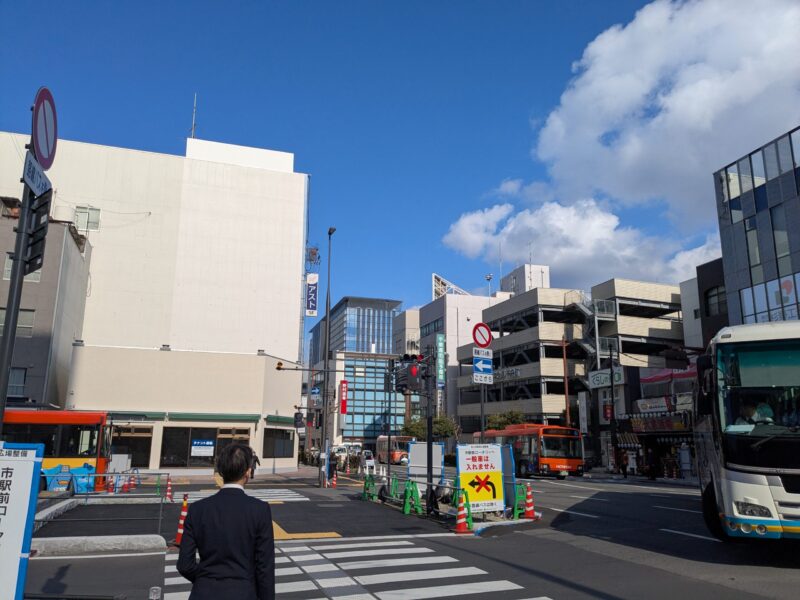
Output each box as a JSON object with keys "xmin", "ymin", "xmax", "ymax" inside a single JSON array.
[
  {"xmin": 390, "ymin": 476, "xmax": 400, "ymax": 500},
  {"xmin": 362, "ymin": 474, "xmax": 377, "ymax": 501},
  {"xmin": 513, "ymin": 483, "xmax": 527, "ymax": 520},
  {"xmin": 403, "ymin": 480, "xmax": 423, "ymax": 515}
]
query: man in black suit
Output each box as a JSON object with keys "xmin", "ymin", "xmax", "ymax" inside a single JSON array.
[{"xmin": 177, "ymin": 443, "xmax": 275, "ymax": 600}]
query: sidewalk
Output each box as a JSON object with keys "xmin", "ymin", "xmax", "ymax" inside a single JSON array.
[{"xmin": 582, "ymin": 470, "xmax": 699, "ymax": 488}]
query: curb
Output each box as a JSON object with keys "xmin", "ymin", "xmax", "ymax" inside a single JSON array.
[
  {"xmin": 34, "ymin": 499, "xmax": 79, "ymax": 533},
  {"xmin": 31, "ymin": 535, "xmax": 166, "ymax": 557},
  {"xmin": 473, "ymin": 516, "xmax": 542, "ymax": 537}
]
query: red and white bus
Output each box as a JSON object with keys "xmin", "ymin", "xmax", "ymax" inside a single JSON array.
[
  {"xmin": 478, "ymin": 424, "xmax": 584, "ymax": 478},
  {"xmin": 376, "ymin": 435, "xmax": 413, "ymax": 465}
]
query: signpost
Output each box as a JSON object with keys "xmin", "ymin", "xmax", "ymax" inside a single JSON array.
[
  {"xmin": 339, "ymin": 380, "xmax": 348, "ymax": 414},
  {"xmin": 472, "ymin": 323, "xmax": 493, "ymax": 442},
  {"xmin": 310, "ymin": 386, "xmax": 321, "ymax": 408},
  {"xmin": 456, "ymin": 443, "xmax": 504, "ymax": 513},
  {"xmin": 436, "ymin": 333, "xmax": 446, "ymax": 389},
  {"xmin": 0, "ymin": 88, "xmax": 57, "ymax": 438},
  {"xmin": 0, "ymin": 442, "xmax": 44, "ymax": 600}
]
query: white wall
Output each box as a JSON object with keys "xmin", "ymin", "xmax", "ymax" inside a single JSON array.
[
  {"xmin": 0, "ymin": 132, "xmax": 308, "ymax": 361},
  {"xmin": 680, "ymin": 278, "xmax": 703, "ymax": 349},
  {"xmin": 501, "ymin": 264, "xmax": 551, "ymax": 296}
]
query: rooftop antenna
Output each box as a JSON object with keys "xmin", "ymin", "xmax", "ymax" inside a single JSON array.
[
  {"xmin": 528, "ymin": 242, "xmax": 533, "ymax": 290},
  {"xmin": 191, "ymin": 93, "xmax": 198, "ymax": 139}
]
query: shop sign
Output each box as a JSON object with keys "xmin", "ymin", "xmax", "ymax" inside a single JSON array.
[
  {"xmin": 630, "ymin": 413, "xmax": 690, "ymax": 433},
  {"xmin": 493, "ymin": 367, "xmax": 521, "ymax": 382},
  {"xmin": 190, "ymin": 439, "xmax": 215, "ymax": 457},
  {"xmin": 588, "ymin": 366, "xmax": 625, "ymax": 389},
  {"xmin": 637, "ymin": 397, "xmax": 671, "ymax": 413}
]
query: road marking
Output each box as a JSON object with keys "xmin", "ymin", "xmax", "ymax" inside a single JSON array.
[
  {"xmin": 315, "ymin": 576, "xmax": 357, "ymax": 588},
  {"xmin": 659, "ymin": 528, "xmax": 721, "ymax": 542},
  {"xmin": 355, "ymin": 566, "xmax": 486, "ymax": 585},
  {"xmin": 277, "ymin": 532, "xmax": 455, "ymax": 545},
  {"xmin": 31, "ymin": 551, "xmax": 167, "ymax": 561},
  {"xmin": 165, "ymin": 565, "xmax": 178, "ymax": 573},
  {"xmin": 276, "ymin": 556, "xmax": 291, "ymax": 564},
  {"xmin": 277, "ymin": 581, "xmax": 320, "ymax": 593},
  {"xmin": 164, "ymin": 576, "xmax": 190, "ymax": 585},
  {"xmin": 276, "ymin": 566, "xmax": 303, "ymax": 576},
  {"xmin": 290, "ymin": 552, "xmax": 325, "ymax": 562},
  {"xmin": 303, "ymin": 563, "xmax": 342, "ymax": 573},
  {"xmin": 569, "ymin": 495, "xmax": 608, "ymax": 502},
  {"xmin": 273, "ymin": 522, "xmax": 341, "ymax": 540},
  {"xmin": 653, "ymin": 505, "xmax": 702, "ymax": 514},
  {"xmin": 545, "ymin": 507, "xmax": 599, "ymax": 518},
  {"xmin": 539, "ymin": 480, "xmax": 606, "ymax": 492},
  {"xmin": 338, "ymin": 555, "xmax": 459, "ymax": 571},
  {"xmin": 376, "ymin": 580, "xmax": 522, "ymax": 599},
  {"xmin": 164, "ymin": 593, "xmax": 190, "ymax": 600},
  {"xmin": 322, "ymin": 547, "xmax": 434, "ymax": 559},
  {"xmin": 310, "ymin": 540, "xmax": 414, "ymax": 551}
]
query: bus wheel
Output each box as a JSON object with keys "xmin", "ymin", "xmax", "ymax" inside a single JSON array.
[
  {"xmin": 702, "ymin": 483, "xmax": 727, "ymax": 541},
  {"xmin": 556, "ymin": 475, "xmax": 566, "ymax": 480}
]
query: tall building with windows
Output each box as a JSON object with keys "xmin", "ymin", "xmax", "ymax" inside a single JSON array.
[{"xmin": 714, "ymin": 126, "xmax": 800, "ymax": 325}]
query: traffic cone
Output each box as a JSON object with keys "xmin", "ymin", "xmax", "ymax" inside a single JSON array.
[
  {"xmin": 174, "ymin": 494, "xmax": 189, "ymax": 547},
  {"xmin": 129, "ymin": 474, "xmax": 137, "ymax": 491},
  {"xmin": 332, "ymin": 470, "xmax": 337, "ymax": 489},
  {"xmin": 346, "ymin": 460, "xmax": 351, "ymax": 475},
  {"xmin": 524, "ymin": 483, "xmax": 536, "ymax": 519},
  {"xmin": 454, "ymin": 490, "xmax": 470, "ymax": 534},
  {"xmin": 121, "ymin": 479, "xmax": 130, "ymax": 494},
  {"xmin": 106, "ymin": 476, "xmax": 115, "ymax": 495},
  {"xmin": 166, "ymin": 476, "xmax": 174, "ymax": 502}
]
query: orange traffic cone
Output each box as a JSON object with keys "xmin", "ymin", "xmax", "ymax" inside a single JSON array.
[
  {"xmin": 174, "ymin": 494, "xmax": 189, "ymax": 547},
  {"xmin": 106, "ymin": 476, "xmax": 115, "ymax": 495},
  {"xmin": 121, "ymin": 479, "xmax": 130, "ymax": 494},
  {"xmin": 129, "ymin": 474, "xmax": 137, "ymax": 491},
  {"xmin": 166, "ymin": 476, "xmax": 174, "ymax": 502},
  {"xmin": 524, "ymin": 483, "xmax": 536, "ymax": 519},
  {"xmin": 346, "ymin": 460, "xmax": 351, "ymax": 475},
  {"xmin": 454, "ymin": 490, "xmax": 470, "ymax": 534},
  {"xmin": 332, "ymin": 470, "xmax": 337, "ymax": 489}
]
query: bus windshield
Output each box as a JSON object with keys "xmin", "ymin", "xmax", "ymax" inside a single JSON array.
[
  {"xmin": 541, "ymin": 435, "xmax": 582, "ymax": 459},
  {"xmin": 717, "ymin": 340, "xmax": 800, "ymax": 436}
]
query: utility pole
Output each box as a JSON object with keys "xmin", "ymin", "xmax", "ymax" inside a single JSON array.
[{"xmin": 319, "ymin": 226, "xmax": 335, "ymax": 487}]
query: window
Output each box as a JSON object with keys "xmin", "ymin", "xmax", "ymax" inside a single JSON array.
[
  {"xmin": 745, "ymin": 218, "xmax": 762, "ymax": 284},
  {"xmin": 737, "ymin": 157, "xmax": 753, "ymax": 194},
  {"xmin": 3, "ymin": 256, "xmax": 41, "ymax": 282},
  {"xmin": 420, "ymin": 318, "xmax": 443, "ymax": 338},
  {"xmin": 8, "ymin": 367, "xmax": 25, "ymax": 397},
  {"xmin": 767, "ymin": 279, "xmax": 783, "ymax": 321},
  {"xmin": 75, "ymin": 206, "xmax": 100, "ymax": 231},
  {"xmin": 726, "ymin": 164, "xmax": 740, "ymax": 198},
  {"xmin": 753, "ymin": 283, "xmax": 768, "ymax": 321},
  {"xmin": 771, "ymin": 205, "xmax": 790, "ymax": 276},
  {"xmin": 740, "ymin": 288, "xmax": 755, "ymax": 320},
  {"xmin": 263, "ymin": 429, "xmax": 294, "ymax": 458},
  {"xmin": 705, "ymin": 286, "xmax": 727, "ymax": 317},
  {"xmin": 777, "ymin": 135, "xmax": 794, "ymax": 174},
  {"xmin": 792, "ymin": 130, "xmax": 800, "ymax": 167},
  {"xmin": 751, "ymin": 150, "xmax": 766, "ymax": 187},
  {"xmin": 763, "ymin": 143, "xmax": 780, "ymax": 180},
  {"xmin": 0, "ymin": 309, "xmax": 35, "ymax": 337}
]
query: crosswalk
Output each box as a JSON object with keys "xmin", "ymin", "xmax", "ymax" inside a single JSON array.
[
  {"xmin": 162, "ymin": 535, "xmax": 553, "ymax": 599},
  {"xmin": 183, "ymin": 488, "xmax": 309, "ymax": 504}
]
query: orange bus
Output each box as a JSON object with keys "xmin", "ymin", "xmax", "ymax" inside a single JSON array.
[
  {"xmin": 376, "ymin": 435, "xmax": 414, "ymax": 465},
  {"xmin": 3, "ymin": 410, "xmax": 111, "ymax": 491},
  {"xmin": 479, "ymin": 424, "xmax": 584, "ymax": 479}
]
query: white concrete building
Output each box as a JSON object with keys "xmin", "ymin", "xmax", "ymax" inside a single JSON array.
[
  {"xmin": 0, "ymin": 133, "xmax": 309, "ymax": 470},
  {"xmin": 501, "ymin": 264, "xmax": 550, "ymax": 296}
]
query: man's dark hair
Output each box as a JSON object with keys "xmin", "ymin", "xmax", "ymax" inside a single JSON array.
[{"xmin": 216, "ymin": 443, "xmax": 253, "ymax": 484}]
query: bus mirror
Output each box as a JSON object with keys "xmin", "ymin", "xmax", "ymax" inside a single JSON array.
[
  {"xmin": 695, "ymin": 355, "xmax": 714, "ymax": 414},
  {"xmin": 697, "ymin": 355, "xmax": 712, "ymax": 389}
]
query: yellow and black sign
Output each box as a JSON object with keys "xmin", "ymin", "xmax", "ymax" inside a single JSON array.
[{"xmin": 457, "ymin": 444, "xmax": 505, "ymax": 512}]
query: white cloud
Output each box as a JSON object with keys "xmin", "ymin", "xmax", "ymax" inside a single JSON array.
[
  {"xmin": 536, "ymin": 0, "xmax": 800, "ymax": 226},
  {"xmin": 442, "ymin": 199, "xmax": 720, "ymax": 289},
  {"xmin": 493, "ymin": 178, "xmax": 523, "ymax": 196}
]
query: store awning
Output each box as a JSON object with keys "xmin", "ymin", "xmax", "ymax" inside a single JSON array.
[{"xmin": 617, "ymin": 432, "xmax": 641, "ymax": 448}]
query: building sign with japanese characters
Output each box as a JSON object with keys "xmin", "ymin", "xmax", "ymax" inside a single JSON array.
[
  {"xmin": 0, "ymin": 442, "xmax": 44, "ymax": 600},
  {"xmin": 456, "ymin": 444, "xmax": 504, "ymax": 513}
]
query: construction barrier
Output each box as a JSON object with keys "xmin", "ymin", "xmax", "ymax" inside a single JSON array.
[
  {"xmin": 454, "ymin": 490, "xmax": 471, "ymax": 534},
  {"xmin": 403, "ymin": 480, "xmax": 423, "ymax": 516},
  {"xmin": 174, "ymin": 494, "xmax": 189, "ymax": 546}
]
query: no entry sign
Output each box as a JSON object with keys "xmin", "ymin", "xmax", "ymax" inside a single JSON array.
[
  {"xmin": 472, "ymin": 322, "xmax": 492, "ymax": 348},
  {"xmin": 31, "ymin": 88, "xmax": 57, "ymax": 171}
]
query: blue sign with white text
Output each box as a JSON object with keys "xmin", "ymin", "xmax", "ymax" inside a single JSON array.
[{"xmin": 472, "ymin": 357, "xmax": 493, "ymax": 374}]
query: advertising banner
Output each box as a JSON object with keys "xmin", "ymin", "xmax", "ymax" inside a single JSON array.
[
  {"xmin": 456, "ymin": 444, "xmax": 504, "ymax": 513},
  {"xmin": 191, "ymin": 440, "xmax": 215, "ymax": 457},
  {"xmin": 305, "ymin": 273, "xmax": 319, "ymax": 317}
]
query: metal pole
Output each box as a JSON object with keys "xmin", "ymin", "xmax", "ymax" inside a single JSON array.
[
  {"xmin": 480, "ymin": 384, "xmax": 486, "ymax": 443},
  {"xmin": 562, "ymin": 336, "xmax": 571, "ymax": 427},
  {"xmin": 0, "ymin": 185, "xmax": 33, "ymax": 437},
  {"xmin": 425, "ymin": 351, "xmax": 433, "ymax": 514},
  {"xmin": 610, "ymin": 339, "xmax": 618, "ymax": 467},
  {"xmin": 319, "ymin": 227, "xmax": 335, "ymax": 487},
  {"xmin": 387, "ymin": 369, "xmax": 392, "ymax": 483}
]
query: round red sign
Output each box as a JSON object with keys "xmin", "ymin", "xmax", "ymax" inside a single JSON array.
[
  {"xmin": 31, "ymin": 87, "xmax": 58, "ymax": 171},
  {"xmin": 472, "ymin": 322, "xmax": 492, "ymax": 348}
]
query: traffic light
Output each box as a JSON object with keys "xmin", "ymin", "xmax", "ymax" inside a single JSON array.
[
  {"xmin": 396, "ymin": 355, "xmax": 424, "ymax": 393},
  {"xmin": 294, "ymin": 412, "xmax": 304, "ymax": 428}
]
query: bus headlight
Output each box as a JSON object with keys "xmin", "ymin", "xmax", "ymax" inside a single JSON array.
[{"xmin": 734, "ymin": 501, "xmax": 772, "ymax": 518}]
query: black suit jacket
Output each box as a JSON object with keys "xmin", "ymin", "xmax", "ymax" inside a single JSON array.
[{"xmin": 177, "ymin": 487, "xmax": 275, "ymax": 600}]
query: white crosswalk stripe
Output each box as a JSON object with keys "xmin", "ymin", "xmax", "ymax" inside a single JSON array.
[
  {"xmin": 183, "ymin": 487, "xmax": 309, "ymax": 503},
  {"xmin": 162, "ymin": 537, "xmax": 552, "ymax": 599}
]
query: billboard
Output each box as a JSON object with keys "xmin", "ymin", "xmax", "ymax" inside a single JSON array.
[{"xmin": 305, "ymin": 273, "xmax": 319, "ymax": 317}]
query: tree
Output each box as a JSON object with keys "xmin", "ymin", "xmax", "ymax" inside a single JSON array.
[
  {"xmin": 401, "ymin": 418, "xmax": 426, "ymax": 439},
  {"xmin": 401, "ymin": 415, "xmax": 457, "ymax": 440},
  {"xmin": 487, "ymin": 410, "xmax": 526, "ymax": 430}
]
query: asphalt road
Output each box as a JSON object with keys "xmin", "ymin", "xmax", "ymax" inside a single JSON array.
[{"xmin": 29, "ymin": 473, "xmax": 800, "ymax": 599}]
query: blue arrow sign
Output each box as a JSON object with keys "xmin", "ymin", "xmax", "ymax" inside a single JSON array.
[{"xmin": 473, "ymin": 358, "xmax": 493, "ymax": 373}]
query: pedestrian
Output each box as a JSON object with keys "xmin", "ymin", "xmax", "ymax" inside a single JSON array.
[
  {"xmin": 177, "ymin": 443, "xmax": 275, "ymax": 600},
  {"xmin": 647, "ymin": 448, "xmax": 657, "ymax": 481},
  {"xmin": 621, "ymin": 452, "xmax": 629, "ymax": 479},
  {"xmin": 250, "ymin": 453, "xmax": 261, "ymax": 480}
]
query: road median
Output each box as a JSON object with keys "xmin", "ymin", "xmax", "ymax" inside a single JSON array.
[{"xmin": 31, "ymin": 534, "xmax": 166, "ymax": 557}]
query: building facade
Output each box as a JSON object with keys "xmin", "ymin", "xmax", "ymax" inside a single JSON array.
[
  {"xmin": 500, "ymin": 264, "xmax": 550, "ymax": 296},
  {"xmin": 714, "ymin": 126, "xmax": 800, "ymax": 326},
  {"xmin": 392, "ymin": 309, "xmax": 420, "ymax": 355},
  {"xmin": 0, "ymin": 210, "xmax": 91, "ymax": 408}
]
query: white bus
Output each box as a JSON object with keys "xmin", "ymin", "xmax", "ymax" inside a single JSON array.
[{"xmin": 695, "ymin": 322, "xmax": 800, "ymax": 540}]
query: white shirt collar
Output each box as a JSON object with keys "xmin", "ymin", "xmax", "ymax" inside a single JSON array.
[{"xmin": 222, "ymin": 483, "xmax": 245, "ymax": 491}]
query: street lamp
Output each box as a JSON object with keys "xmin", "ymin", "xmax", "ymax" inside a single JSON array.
[
  {"xmin": 485, "ymin": 273, "xmax": 493, "ymax": 296},
  {"xmin": 320, "ymin": 226, "xmax": 336, "ymax": 487}
]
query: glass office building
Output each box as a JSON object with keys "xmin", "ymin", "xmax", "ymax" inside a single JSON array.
[{"xmin": 714, "ymin": 127, "xmax": 800, "ymax": 325}]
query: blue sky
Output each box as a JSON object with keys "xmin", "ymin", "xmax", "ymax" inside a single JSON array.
[{"xmin": 2, "ymin": 1, "xmax": 799, "ymax": 334}]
